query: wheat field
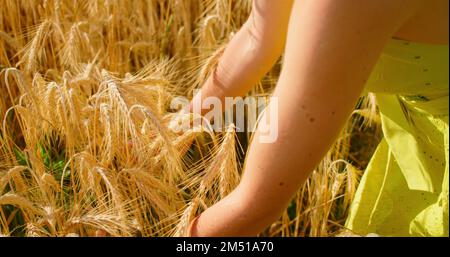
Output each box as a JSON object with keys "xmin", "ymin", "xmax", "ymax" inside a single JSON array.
[{"xmin": 0, "ymin": 0, "xmax": 381, "ymax": 237}]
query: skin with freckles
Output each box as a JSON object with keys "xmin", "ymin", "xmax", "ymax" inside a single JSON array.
[{"xmin": 189, "ymin": 0, "xmax": 448, "ymax": 237}]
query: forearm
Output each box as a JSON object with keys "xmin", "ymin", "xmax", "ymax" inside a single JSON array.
[
  {"xmin": 189, "ymin": 1, "xmax": 293, "ymax": 115},
  {"xmin": 189, "ymin": 24, "xmax": 281, "ymax": 115}
]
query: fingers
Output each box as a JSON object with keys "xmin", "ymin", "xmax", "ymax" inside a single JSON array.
[{"xmin": 95, "ymin": 229, "xmax": 108, "ymax": 237}]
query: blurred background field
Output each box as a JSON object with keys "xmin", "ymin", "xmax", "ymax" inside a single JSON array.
[{"xmin": 0, "ymin": 0, "xmax": 381, "ymax": 237}]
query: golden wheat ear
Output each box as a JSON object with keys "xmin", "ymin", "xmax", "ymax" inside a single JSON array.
[{"xmin": 172, "ymin": 198, "xmax": 199, "ymax": 237}]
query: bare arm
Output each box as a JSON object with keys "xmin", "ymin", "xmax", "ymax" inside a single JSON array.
[
  {"xmin": 189, "ymin": 0, "xmax": 294, "ymax": 115},
  {"xmin": 190, "ymin": 0, "xmax": 424, "ymax": 236}
]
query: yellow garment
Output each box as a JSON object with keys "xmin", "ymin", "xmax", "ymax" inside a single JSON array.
[{"xmin": 345, "ymin": 39, "xmax": 449, "ymax": 236}]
